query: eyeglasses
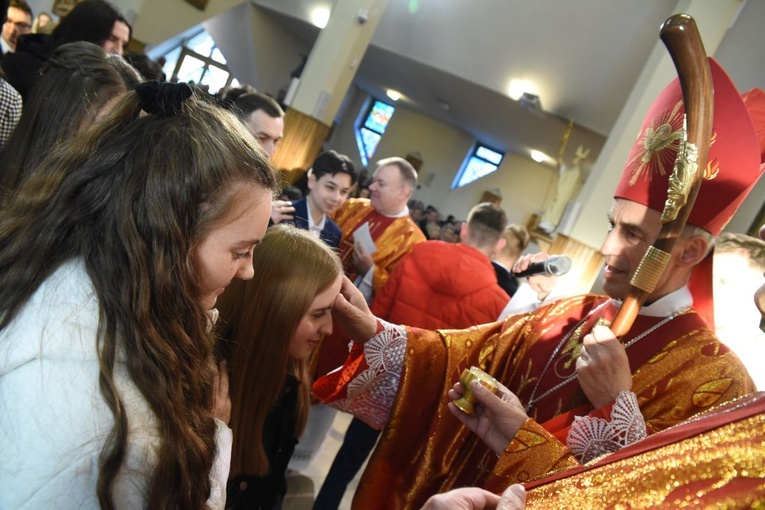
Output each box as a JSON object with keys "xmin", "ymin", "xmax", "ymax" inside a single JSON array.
[{"xmin": 4, "ymin": 20, "xmax": 32, "ymax": 32}]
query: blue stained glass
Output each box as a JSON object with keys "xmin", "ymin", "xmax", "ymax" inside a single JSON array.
[
  {"xmin": 364, "ymin": 101, "xmax": 395, "ymax": 133},
  {"xmin": 355, "ymin": 130, "xmax": 369, "ymax": 167},
  {"xmin": 361, "ymin": 127, "xmax": 381, "ymax": 158}
]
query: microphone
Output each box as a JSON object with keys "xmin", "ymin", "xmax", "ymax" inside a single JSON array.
[{"xmin": 514, "ymin": 255, "xmax": 572, "ymax": 278}]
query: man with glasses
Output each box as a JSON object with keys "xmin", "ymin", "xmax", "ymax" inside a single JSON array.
[{"xmin": 1, "ymin": 0, "xmax": 32, "ymax": 54}]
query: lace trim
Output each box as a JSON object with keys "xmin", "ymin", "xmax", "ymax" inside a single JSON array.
[
  {"xmin": 566, "ymin": 390, "xmax": 647, "ymax": 464},
  {"xmin": 332, "ymin": 320, "xmax": 408, "ymax": 429}
]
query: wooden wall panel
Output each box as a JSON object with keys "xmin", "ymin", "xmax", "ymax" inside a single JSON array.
[
  {"xmin": 548, "ymin": 233, "xmax": 604, "ymax": 295},
  {"xmin": 271, "ymin": 109, "xmax": 331, "ymax": 185}
]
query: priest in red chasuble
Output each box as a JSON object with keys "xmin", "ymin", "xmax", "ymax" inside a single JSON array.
[
  {"xmin": 313, "ymin": 58, "xmax": 765, "ymax": 510},
  {"xmin": 313, "ymin": 156, "xmax": 426, "ymax": 378}
]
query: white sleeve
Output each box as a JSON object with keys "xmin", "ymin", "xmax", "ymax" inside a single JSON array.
[
  {"xmin": 498, "ymin": 283, "xmax": 543, "ymax": 319},
  {"xmin": 325, "ymin": 320, "xmax": 408, "ymax": 429}
]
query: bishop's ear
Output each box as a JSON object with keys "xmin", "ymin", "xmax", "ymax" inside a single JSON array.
[{"xmin": 676, "ymin": 235, "xmax": 710, "ymax": 267}]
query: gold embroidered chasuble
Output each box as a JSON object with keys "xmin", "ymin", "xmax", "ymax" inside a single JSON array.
[
  {"xmin": 315, "ymin": 294, "xmax": 753, "ymax": 509},
  {"xmin": 332, "ymin": 198, "xmax": 425, "ymax": 292},
  {"xmin": 521, "ymin": 392, "xmax": 765, "ymax": 508},
  {"xmin": 314, "ymin": 199, "xmax": 426, "ymax": 378}
]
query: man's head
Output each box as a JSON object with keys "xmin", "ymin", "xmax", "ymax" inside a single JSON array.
[
  {"xmin": 53, "ymin": 0, "xmax": 131, "ymax": 55},
  {"xmin": 3, "ymin": 0, "xmax": 32, "ymax": 51},
  {"xmin": 461, "ymin": 202, "xmax": 508, "ymax": 256},
  {"xmin": 440, "ymin": 222, "xmax": 460, "ymax": 243},
  {"xmin": 600, "ymin": 199, "xmax": 713, "ymax": 301},
  {"xmin": 306, "ymin": 150, "xmax": 357, "ymax": 216},
  {"xmin": 604, "ymin": 59, "xmax": 763, "ymax": 311},
  {"xmin": 408, "ymin": 199, "xmax": 425, "ymax": 222},
  {"xmin": 368, "ymin": 157, "xmax": 417, "ymax": 216},
  {"xmin": 425, "ymin": 206, "xmax": 439, "ymax": 223},
  {"xmin": 232, "ymin": 92, "xmax": 284, "ymax": 158}
]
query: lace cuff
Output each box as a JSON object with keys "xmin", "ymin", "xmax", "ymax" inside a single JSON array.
[
  {"xmin": 566, "ymin": 390, "xmax": 647, "ymax": 464},
  {"xmin": 331, "ymin": 320, "xmax": 408, "ymax": 429}
]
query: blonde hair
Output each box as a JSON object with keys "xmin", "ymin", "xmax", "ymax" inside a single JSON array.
[
  {"xmin": 499, "ymin": 224, "xmax": 530, "ymax": 259},
  {"xmin": 217, "ymin": 224, "xmax": 342, "ymax": 476}
]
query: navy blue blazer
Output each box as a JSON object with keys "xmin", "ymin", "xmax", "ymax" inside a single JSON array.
[{"xmin": 291, "ymin": 197, "xmax": 342, "ymax": 250}]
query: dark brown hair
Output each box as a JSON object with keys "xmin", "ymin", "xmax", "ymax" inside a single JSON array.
[
  {"xmin": 0, "ymin": 90, "xmax": 277, "ymax": 508},
  {"xmin": 0, "ymin": 41, "xmax": 142, "ymax": 197}
]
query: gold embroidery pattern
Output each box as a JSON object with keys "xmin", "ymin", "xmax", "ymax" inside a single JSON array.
[
  {"xmin": 525, "ymin": 413, "xmax": 765, "ymax": 509},
  {"xmin": 692, "ymin": 378, "xmax": 734, "ymax": 408},
  {"xmin": 624, "ymin": 101, "xmax": 684, "ymax": 186}
]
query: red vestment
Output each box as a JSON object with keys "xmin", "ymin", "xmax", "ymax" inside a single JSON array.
[
  {"xmin": 314, "ymin": 198, "xmax": 425, "ymax": 378},
  {"xmin": 314, "ymin": 293, "xmax": 753, "ymax": 509}
]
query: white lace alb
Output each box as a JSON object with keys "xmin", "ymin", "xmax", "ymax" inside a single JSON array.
[
  {"xmin": 566, "ymin": 390, "xmax": 647, "ymax": 463},
  {"xmin": 328, "ymin": 320, "xmax": 408, "ymax": 429}
]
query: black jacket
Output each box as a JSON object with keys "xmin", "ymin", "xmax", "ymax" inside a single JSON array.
[
  {"xmin": 1, "ymin": 33, "xmax": 55, "ymax": 100},
  {"xmin": 493, "ymin": 261, "xmax": 520, "ymax": 298}
]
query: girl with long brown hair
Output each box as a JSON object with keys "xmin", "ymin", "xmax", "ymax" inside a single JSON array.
[
  {"xmin": 216, "ymin": 224, "xmax": 344, "ymax": 509},
  {"xmin": 0, "ymin": 82, "xmax": 277, "ymax": 509}
]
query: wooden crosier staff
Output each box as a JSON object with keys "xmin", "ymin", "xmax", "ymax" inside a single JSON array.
[{"xmin": 609, "ymin": 13, "xmax": 713, "ymax": 337}]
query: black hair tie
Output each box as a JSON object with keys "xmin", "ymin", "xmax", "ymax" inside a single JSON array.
[{"xmin": 135, "ymin": 81, "xmax": 193, "ymax": 117}]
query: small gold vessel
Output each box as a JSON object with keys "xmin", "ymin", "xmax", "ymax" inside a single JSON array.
[{"xmin": 453, "ymin": 366, "xmax": 500, "ymax": 415}]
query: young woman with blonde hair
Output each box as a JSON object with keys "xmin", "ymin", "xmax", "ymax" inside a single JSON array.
[
  {"xmin": 0, "ymin": 81, "xmax": 277, "ymax": 509},
  {"xmin": 216, "ymin": 224, "xmax": 344, "ymax": 509}
]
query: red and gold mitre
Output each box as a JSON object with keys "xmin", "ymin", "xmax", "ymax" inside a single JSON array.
[{"xmin": 614, "ymin": 58, "xmax": 763, "ymax": 237}]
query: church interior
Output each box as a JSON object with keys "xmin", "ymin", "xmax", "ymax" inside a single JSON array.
[{"xmin": 14, "ymin": 0, "xmax": 765, "ymax": 508}]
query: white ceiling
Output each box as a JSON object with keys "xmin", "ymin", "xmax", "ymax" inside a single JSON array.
[{"xmin": 252, "ymin": 0, "xmax": 765, "ymax": 160}]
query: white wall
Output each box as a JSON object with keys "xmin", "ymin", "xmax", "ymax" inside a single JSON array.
[{"xmin": 203, "ymin": 3, "xmax": 310, "ymax": 95}]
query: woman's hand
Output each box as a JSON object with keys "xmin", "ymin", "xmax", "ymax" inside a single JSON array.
[
  {"xmin": 333, "ymin": 276, "xmax": 378, "ymax": 341},
  {"xmin": 448, "ymin": 380, "xmax": 529, "ymax": 456},
  {"xmin": 212, "ymin": 360, "xmax": 231, "ymax": 424},
  {"xmin": 575, "ymin": 325, "xmax": 632, "ymax": 409},
  {"xmin": 420, "ymin": 484, "xmax": 526, "ymax": 510}
]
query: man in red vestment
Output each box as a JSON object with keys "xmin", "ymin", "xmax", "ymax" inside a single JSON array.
[
  {"xmin": 426, "ymin": 222, "xmax": 765, "ymax": 510},
  {"xmin": 305, "ymin": 157, "xmax": 426, "ymax": 496},
  {"xmin": 313, "ymin": 156, "xmax": 426, "ymax": 378},
  {"xmin": 314, "ymin": 202, "xmax": 511, "ymax": 509},
  {"xmin": 313, "ymin": 59, "xmax": 765, "ymax": 509}
]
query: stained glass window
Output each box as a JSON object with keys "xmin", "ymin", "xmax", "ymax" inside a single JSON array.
[
  {"xmin": 355, "ymin": 100, "xmax": 395, "ymax": 167},
  {"xmin": 452, "ymin": 143, "xmax": 504, "ymax": 188}
]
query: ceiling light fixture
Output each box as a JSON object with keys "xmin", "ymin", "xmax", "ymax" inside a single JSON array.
[
  {"xmin": 530, "ymin": 150, "xmax": 547, "ymax": 163},
  {"xmin": 507, "ymin": 79, "xmax": 529, "ymax": 101},
  {"xmin": 386, "ymin": 89, "xmax": 402, "ymax": 101},
  {"xmin": 310, "ymin": 6, "xmax": 331, "ymax": 28}
]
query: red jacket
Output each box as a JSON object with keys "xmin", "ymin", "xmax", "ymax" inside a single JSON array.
[{"xmin": 370, "ymin": 240, "xmax": 510, "ymax": 329}]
